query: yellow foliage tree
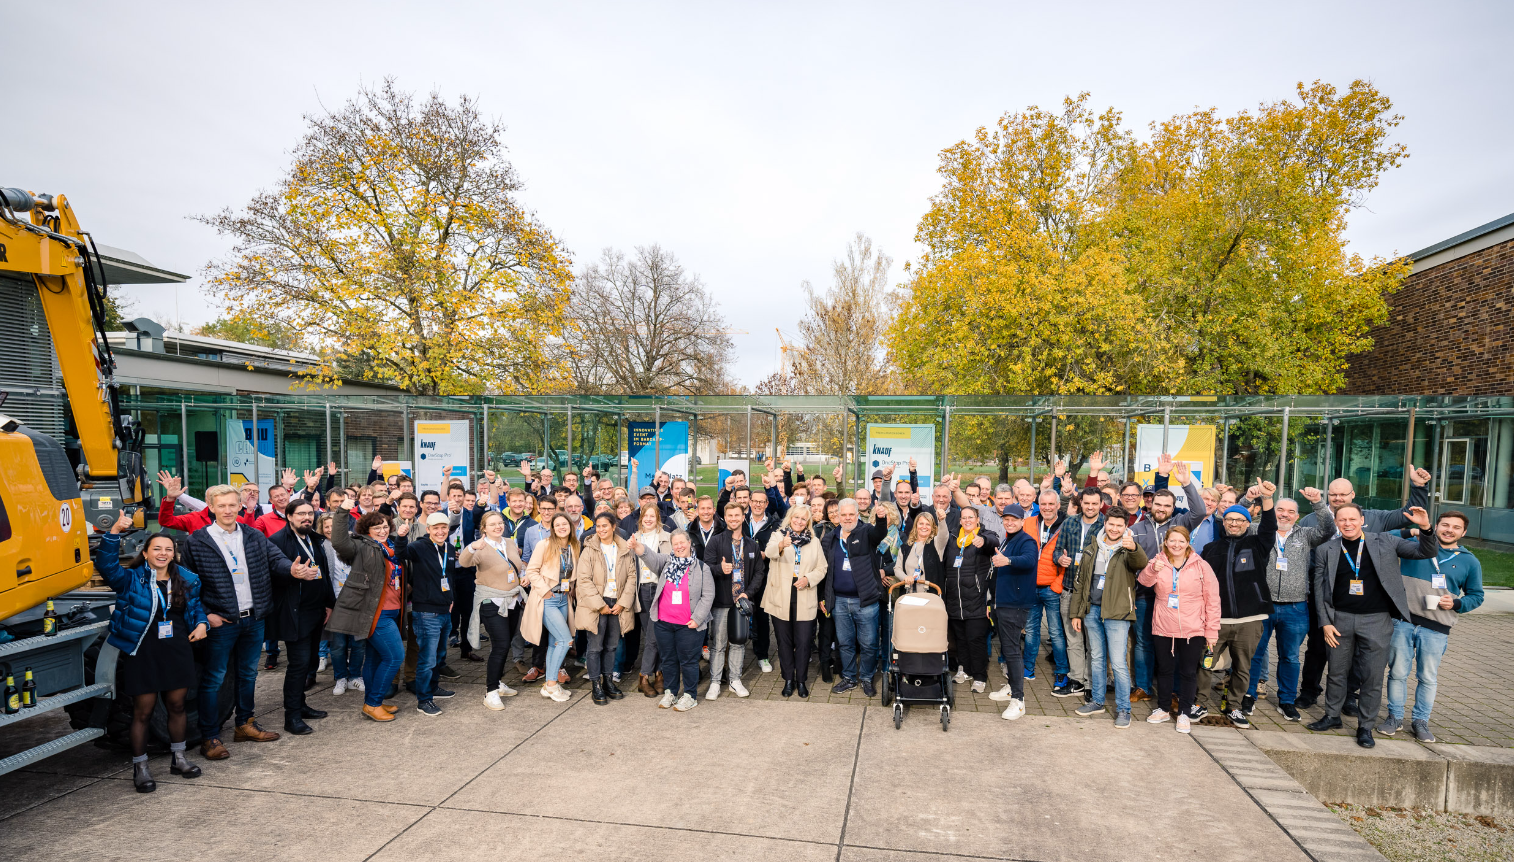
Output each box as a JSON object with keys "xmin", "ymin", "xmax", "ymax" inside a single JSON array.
[{"xmin": 199, "ymin": 80, "xmax": 573, "ymax": 394}]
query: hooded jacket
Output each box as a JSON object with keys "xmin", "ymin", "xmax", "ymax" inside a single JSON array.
[
  {"xmin": 1200, "ymin": 507, "xmax": 1277, "ymax": 620},
  {"xmin": 1136, "ymin": 552, "xmax": 1220, "ymax": 641}
]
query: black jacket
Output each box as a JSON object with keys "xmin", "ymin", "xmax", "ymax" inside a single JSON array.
[
  {"xmin": 405, "ymin": 539, "xmax": 458, "ymax": 615},
  {"xmin": 942, "ymin": 529, "xmax": 1000, "ymax": 620},
  {"xmin": 702, "ymin": 530, "xmax": 769, "ymax": 610},
  {"xmin": 687, "ymin": 520, "xmax": 721, "ymax": 563},
  {"xmin": 1200, "ymin": 507, "xmax": 1278, "ymax": 619},
  {"xmin": 820, "ymin": 513, "xmax": 891, "ymax": 608},
  {"xmin": 267, "ymin": 526, "xmax": 336, "ymax": 641},
  {"xmin": 184, "ymin": 523, "xmax": 291, "ymax": 620}
]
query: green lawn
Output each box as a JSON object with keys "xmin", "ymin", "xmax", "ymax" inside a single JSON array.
[{"xmin": 1471, "ymin": 546, "xmax": 1514, "ymax": 589}]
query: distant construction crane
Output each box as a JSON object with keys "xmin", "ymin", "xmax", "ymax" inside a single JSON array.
[{"xmin": 776, "ymin": 328, "xmax": 807, "ymax": 376}]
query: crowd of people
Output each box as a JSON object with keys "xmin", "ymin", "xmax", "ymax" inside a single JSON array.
[{"xmin": 98, "ymin": 451, "xmax": 1485, "ymax": 792}]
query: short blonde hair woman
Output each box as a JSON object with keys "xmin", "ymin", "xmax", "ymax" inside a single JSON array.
[{"xmin": 763, "ymin": 503, "xmax": 829, "ymax": 697}]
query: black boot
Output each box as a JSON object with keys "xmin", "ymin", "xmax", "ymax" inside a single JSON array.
[
  {"xmin": 602, "ymin": 675, "xmax": 625, "ymax": 700},
  {"xmin": 133, "ymin": 760, "xmax": 156, "ymax": 793},
  {"xmin": 820, "ymin": 664, "xmax": 834, "ymax": 684},
  {"xmin": 591, "ymin": 676, "xmax": 607, "ymax": 705},
  {"xmin": 284, "ymin": 712, "xmax": 314, "ymax": 735},
  {"xmin": 300, "ymin": 705, "xmax": 329, "ymax": 720},
  {"xmin": 169, "ymin": 749, "xmax": 202, "ymax": 779}
]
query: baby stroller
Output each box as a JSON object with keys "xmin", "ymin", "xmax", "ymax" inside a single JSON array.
[{"xmin": 880, "ymin": 580, "xmax": 953, "ymax": 731}]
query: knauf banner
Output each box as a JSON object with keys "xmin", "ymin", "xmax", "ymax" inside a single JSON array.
[
  {"xmin": 415, "ymin": 421, "xmax": 470, "ymax": 493},
  {"xmin": 865, "ymin": 424, "xmax": 936, "ymax": 490},
  {"xmin": 628, "ymin": 421, "xmax": 689, "ymax": 490},
  {"xmin": 1134, "ymin": 424, "xmax": 1216, "ymax": 508},
  {"xmin": 228, "ymin": 418, "xmax": 275, "ymax": 498}
]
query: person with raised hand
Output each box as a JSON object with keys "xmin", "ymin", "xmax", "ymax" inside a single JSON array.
[
  {"xmin": 1245, "ymin": 486, "xmax": 1334, "ymax": 722},
  {"xmin": 634, "ymin": 530, "xmax": 716, "ymax": 712},
  {"xmin": 1069, "ymin": 509, "xmax": 1148, "ymax": 728},
  {"xmin": 328, "ymin": 498, "xmax": 409, "ymax": 722},
  {"xmin": 1195, "ymin": 479, "xmax": 1277, "ymax": 728}
]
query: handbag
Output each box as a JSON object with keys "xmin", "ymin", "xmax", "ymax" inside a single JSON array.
[{"xmin": 728, "ymin": 599, "xmax": 751, "ymax": 645}]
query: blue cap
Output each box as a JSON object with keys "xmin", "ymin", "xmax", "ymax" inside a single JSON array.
[
  {"xmin": 1002, "ymin": 503, "xmax": 1027, "ymax": 519},
  {"xmin": 1222, "ymin": 505, "xmax": 1253, "ymax": 522}
]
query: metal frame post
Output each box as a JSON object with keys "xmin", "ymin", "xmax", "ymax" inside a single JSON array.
[
  {"xmin": 691, "ymin": 412, "xmax": 699, "ymax": 484},
  {"xmin": 1402, "ymin": 406, "xmax": 1417, "ymax": 505},
  {"xmin": 482, "ymin": 404, "xmax": 490, "ymax": 474},
  {"xmin": 1221, "ymin": 419, "xmax": 1230, "ymax": 486},
  {"xmin": 771, "ymin": 413, "xmax": 778, "ymax": 462},
  {"xmin": 1049, "ymin": 414, "xmax": 1058, "ymax": 473},
  {"xmin": 179, "ymin": 400, "xmax": 188, "ymax": 478},
  {"xmin": 745, "ymin": 406, "xmax": 752, "ymax": 458},
  {"xmin": 566, "ymin": 405, "xmax": 573, "ymax": 474},
  {"xmin": 324, "ymin": 402, "xmax": 332, "ymax": 471},
  {"xmin": 338, "ymin": 410, "xmax": 347, "ymax": 483},
  {"xmin": 617, "ymin": 414, "xmax": 625, "ymax": 490},
  {"xmin": 1323, "ymin": 419, "xmax": 1333, "ymax": 483},
  {"xmin": 251, "ymin": 401, "xmax": 260, "ymax": 500},
  {"xmin": 402, "ymin": 404, "xmax": 410, "ymax": 461},
  {"xmin": 855, "ymin": 410, "xmax": 864, "ymax": 486},
  {"xmin": 1028, "ymin": 416, "xmax": 1037, "ymax": 486},
  {"xmin": 1123, "ymin": 418, "xmax": 1131, "ymax": 481},
  {"xmin": 1277, "ymin": 407, "xmax": 1291, "ymax": 499},
  {"xmin": 940, "ymin": 406, "xmax": 950, "ymax": 485},
  {"xmin": 1161, "ymin": 406, "xmax": 1171, "ymax": 453},
  {"xmin": 653, "ymin": 406, "xmax": 661, "ymax": 488},
  {"xmin": 839, "ymin": 408, "xmax": 848, "ymax": 493},
  {"xmin": 542, "ymin": 410, "xmax": 551, "ymax": 471}
]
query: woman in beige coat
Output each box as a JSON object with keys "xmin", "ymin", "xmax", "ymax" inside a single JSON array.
[
  {"xmin": 763, "ymin": 503, "xmax": 829, "ymax": 697},
  {"xmin": 520, "ymin": 514, "xmax": 580, "ymax": 703},
  {"xmin": 576, "ymin": 512, "xmax": 637, "ymax": 705},
  {"xmin": 458, "ymin": 510, "xmax": 526, "ymax": 711}
]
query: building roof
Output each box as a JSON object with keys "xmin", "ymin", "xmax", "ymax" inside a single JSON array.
[
  {"xmin": 1408, "ymin": 210, "xmax": 1514, "ymax": 272},
  {"xmin": 94, "ymin": 243, "xmax": 190, "ymax": 285}
]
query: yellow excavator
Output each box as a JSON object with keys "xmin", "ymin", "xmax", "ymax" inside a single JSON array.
[{"xmin": 0, "ymin": 187, "xmax": 154, "ymax": 772}]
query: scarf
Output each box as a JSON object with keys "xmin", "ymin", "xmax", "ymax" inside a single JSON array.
[
  {"xmin": 786, "ymin": 528, "xmax": 813, "ymax": 548},
  {"xmin": 665, "ymin": 555, "xmax": 694, "ymax": 588},
  {"xmin": 956, "ymin": 526, "xmax": 979, "ymax": 549},
  {"xmin": 1094, "ymin": 535, "xmax": 1121, "ymax": 575}
]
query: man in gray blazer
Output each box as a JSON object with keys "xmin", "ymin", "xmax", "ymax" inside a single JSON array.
[{"xmin": 1306, "ymin": 502, "xmax": 1434, "ymax": 748}]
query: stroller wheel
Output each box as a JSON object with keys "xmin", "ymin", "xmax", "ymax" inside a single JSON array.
[
  {"xmin": 880, "ymin": 673, "xmax": 893, "ymax": 707},
  {"xmin": 940, "ymin": 705, "xmax": 951, "ymax": 732},
  {"xmin": 945, "ymin": 674, "xmax": 956, "ymax": 708},
  {"xmin": 893, "ymin": 703, "xmax": 904, "ymax": 730}
]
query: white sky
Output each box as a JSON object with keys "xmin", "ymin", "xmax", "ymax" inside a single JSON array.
[{"xmin": 6, "ymin": 1, "xmax": 1511, "ymax": 387}]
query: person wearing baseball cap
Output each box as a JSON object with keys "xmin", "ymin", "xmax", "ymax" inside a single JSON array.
[
  {"xmin": 404, "ymin": 511, "xmax": 458, "ymax": 716},
  {"xmin": 988, "ymin": 504, "xmax": 1039, "ymax": 720}
]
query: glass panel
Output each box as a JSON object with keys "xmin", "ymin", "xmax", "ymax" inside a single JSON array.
[{"xmin": 1442, "ymin": 439, "xmax": 1470, "ymax": 506}]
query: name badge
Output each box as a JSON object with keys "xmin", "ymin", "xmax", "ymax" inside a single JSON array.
[
  {"xmin": 390, "ymin": 575, "xmax": 401, "ymax": 591},
  {"xmin": 843, "ymin": 559, "xmax": 852, "ymax": 571},
  {"xmin": 440, "ymin": 577, "xmax": 450, "ymax": 592},
  {"xmin": 1431, "ymin": 573, "xmax": 1447, "ymax": 590},
  {"xmin": 672, "ymin": 591, "xmax": 684, "ymax": 605},
  {"xmin": 639, "ymin": 562, "xmax": 656, "ymax": 584},
  {"xmin": 1276, "ymin": 558, "xmax": 1288, "ymax": 571},
  {"xmin": 157, "ymin": 620, "xmax": 174, "ymax": 639},
  {"xmin": 953, "ymin": 556, "xmax": 963, "ymax": 568},
  {"xmin": 1167, "ymin": 594, "xmax": 1180, "ymax": 609},
  {"xmin": 1074, "ymin": 552, "xmax": 1083, "ymax": 565},
  {"xmin": 1349, "ymin": 579, "xmax": 1364, "ymax": 596},
  {"xmin": 1096, "ymin": 576, "xmax": 1106, "ymax": 590}
]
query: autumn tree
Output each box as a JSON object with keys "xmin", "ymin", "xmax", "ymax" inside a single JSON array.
[
  {"xmin": 798, "ymin": 233, "xmax": 897, "ymax": 395},
  {"xmin": 195, "ymin": 313, "xmax": 303, "ymax": 351},
  {"xmin": 562, "ymin": 245, "xmax": 735, "ymax": 394},
  {"xmin": 891, "ymin": 81, "xmax": 1409, "ymax": 403},
  {"xmin": 198, "ymin": 79, "xmax": 573, "ymax": 394}
]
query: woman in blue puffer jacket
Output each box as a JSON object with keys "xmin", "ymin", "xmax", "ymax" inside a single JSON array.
[{"xmin": 96, "ymin": 511, "xmax": 209, "ymax": 793}]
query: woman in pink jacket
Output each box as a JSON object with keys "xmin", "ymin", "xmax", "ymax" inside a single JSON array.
[{"xmin": 1136, "ymin": 525, "xmax": 1219, "ymax": 733}]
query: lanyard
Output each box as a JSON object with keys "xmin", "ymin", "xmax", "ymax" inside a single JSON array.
[
  {"xmin": 699, "ymin": 525, "xmax": 714, "ymax": 545},
  {"xmin": 157, "ymin": 576, "xmax": 172, "ymax": 612},
  {"xmin": 1275, "ymin": 533, "xmax": 1287, "ymax": 556},
  {"xmin": 1342, "ymin": 541, "xmax": 1365, "ymax": 577},
  {"xmin": 294, "ymin": 532, "xmax": 316, "ymax": 563},
  {"xmin": 434, "ymin": 541, "xmax": 448, "ymax": 571},
  {"xmin": 1169, "ymin": 561, "xmax": 1181, "ymax": 595},
  {"xmin": 213, "ymin": 530, "xmax": 243, "ymax": 571},
  {"xmin": 1430, "ymin": 550, "xmax": 1460, "ymax": 574}
]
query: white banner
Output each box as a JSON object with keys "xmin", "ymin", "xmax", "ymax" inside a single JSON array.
[{"xmin": 415, "ymin": 421, "xmax": 470, "ymax": 493}]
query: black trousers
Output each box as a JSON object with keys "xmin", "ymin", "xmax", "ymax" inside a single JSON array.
[
  {"xmin": 993, "ymin": 607, "xmax": 1030, "ymax": 698},
  {"xmin": 816, "ymin": 610, "xmax": 839, "ymax": 674},
  {"xmin": 478, "ymin": 601, "xmax": 517, "ymax": 691},
  {"xmin": 751, "ymin": 605, "xmax": 772, "ymax": 661},
  {"xmin": 948, "ymin": 616, "xmax": 990, "ymax": 683},
  {"xmin": 1154, "ymin": 634, "xmax": 1205, "ymax": 715},
  {"xmin": 281, "ymin": 629, "xmax": 320, "ymax": 713},
  {"xmin": 773, "ymin": 618, "xmax": 816, "ymax": 683},
  {"xmin": 451, "ymin": 573, "xmax": 476, "ymax": 654}
]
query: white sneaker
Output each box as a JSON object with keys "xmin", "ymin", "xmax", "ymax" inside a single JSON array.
[
  {"xmin": 541, "ymin": 683, "xmax": 570, "ymax": 702},
  {"xmin": 485, "ymin": 690, "xmax": 505, "ymax": 711},
  {"xmin": 318, "ymin": 656, "xmax": 328, "ymax": 673},
  {"xmin": 729, "ymin": 679, "xmax": 750, "ymax": 698},
  {"xmin": 658, "ymin": 690, "xmax": 677, "ymax": 709},
  {"xmin": 674, "ymin": 692, "xmax": 698, "ymax": 712},
  {"xmin": 1176, "ymin": 714, "xmax": 1192, "ymax": 734},
  {"xmin": 348, "ymin": 677, "xmax": 365, "ymax": 692},
  {"xmin": 497, "ymin": 682, "xmax": 518, "ymax": 698},
  {"xmin": 706, "ymin": 682, "xmax": 721, "ymax": 701},
  {"xmin": 1001, "ymin": 698, "xmax": 1025, "ymax": 721},
  {"xmin": 611, "ymin": 672, "xmax": 621, "ymax": 683},
  {"xmin": 988, "ymin": 683, "xmax": 1014, "ymax": 702},
  {"xmin": 971, "ymin": 680, "xmax": 986, "ymax": 694},
  {"xmin": 759, "ymin": 659, "xmax": 773, "ymax": 673},
  {"xmin": 1148, "ymin": 708, "xmax": 1171, "ymax": 724},
  {"xmin": 332, "ymin": 678, "xmax": 347, "ymax": 696},
  {"xmin": 954, "ymin": 667, "xmax": 969, "ymax": 684}
]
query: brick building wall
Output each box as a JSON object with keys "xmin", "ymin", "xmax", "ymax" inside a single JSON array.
[{"xmin": 1344, "ymin": 236, "xmax": 1514, "ymax": 395}]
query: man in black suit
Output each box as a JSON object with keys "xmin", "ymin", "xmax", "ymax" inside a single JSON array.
[{"xmin": 268, "ymin": 499, "xmax": 336, "ymax": 735}]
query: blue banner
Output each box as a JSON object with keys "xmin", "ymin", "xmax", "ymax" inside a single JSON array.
[{"xmin": 628, "ymin": 421, "xmax": 689, "ymax": 491}]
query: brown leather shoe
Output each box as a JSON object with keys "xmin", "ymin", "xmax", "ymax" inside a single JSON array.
[
  {"xmin": 1130, "ymin": 688, "xmax": 1151, "ymax": 703},
  {"xmin": 362, "ymin": 704, "xmax": 396, "ymax": 722},
  {"xmin": 557, "ymin": 669, "xmax": 570, "ymax": 684},
  {"xmin": 654, "ymin": 670, "xmax": 664, "ymax": 691},
  {"xmin": 234, "ymin": 719, "xmax": 281, "ymax": 742},
  {"xmin": 381, "ymin": 703, "xmax": 399, "ymax": 714},
  {"xmin": 462, "ymin": 651, "xmax": 485, "ymax": 663},
  {"xmin": 639, "ymin": 674, "xmax": 658, "ymax": 698},
  {"xmin": 200, "ymin": 738, "xmax": 229, "ymax": 760},
  {"xmin": 522, "ymin": 667, "xmax": 543, "ymax": 683}
]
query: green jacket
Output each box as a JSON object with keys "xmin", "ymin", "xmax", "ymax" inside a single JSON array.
[{"xmin": 1068, "ymin": 535, "xmax": 1149, "ymax": 622}]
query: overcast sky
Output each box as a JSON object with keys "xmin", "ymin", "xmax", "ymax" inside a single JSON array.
[{"xmin": 7, "ymin": 1, "xmax": 1511, "ymax": 387}]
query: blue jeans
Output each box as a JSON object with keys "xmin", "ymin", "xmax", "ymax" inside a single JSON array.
[
  {"xmin": 329, "ymin": 631, "xmax": 365, "ymax": 681},
  {"xmin": 1248, "ymin": 601, "xmax": 1309, "ymax": 704},
  {"xmin": 833, "ymin": 596, "xmax": 880, "ymax": 682},
  {"xmin": 199, "ymin": 615, "xmax": 265, "ymax": 738},
  {"xmin": 542, "ymin": 592, "xmax": 572, "ymax": 682},
  {"xmin": 412, "ymin": 610, "xmax": 451, "ymax": 704},
  {"xmin": 1386, "ymin": 619, "xmax": 1450, "ymax": 722},
  {"xmin": 363, "ymin": 610, "xmax": 404, "ymax": 707},
  {"xmin": 1084, "ymin": 609, "xmax": 1131, "ymax": 712},
  {"xmin": 1131, "ymin": 594, "xmax": 1154, "ymax": 693},
  {"xmin": 319, "ymin": 638, "xmax": 330, "ymax": 659},
  {"xmin": 1023, "ymin": 587, "xmax": 1069, "ymax": 677}
]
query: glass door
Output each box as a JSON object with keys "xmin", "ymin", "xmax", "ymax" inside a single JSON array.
[{"xmin": 1441, "ymin": 438, "xmax": 1471, "ymax": 506}]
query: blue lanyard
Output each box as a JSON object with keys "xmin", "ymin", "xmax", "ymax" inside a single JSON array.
[
  {"xmin": 1431, "ymin": 550, "xmax": 1460, "ymax": 574},
  {"xmin": 1342, "ymin": 541, "xmax": 1364, "ymax": 577},
  {"xmin": 434, "ymin": 542, "xmax": 448, "ymax": 571},
  {"xmin": 1169, "ymin": 562, "xmax": 1181, "ymax": 595},
  {"xmin": 213, "ymin": 531, "xmax": 243, "ymax": 570}
]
